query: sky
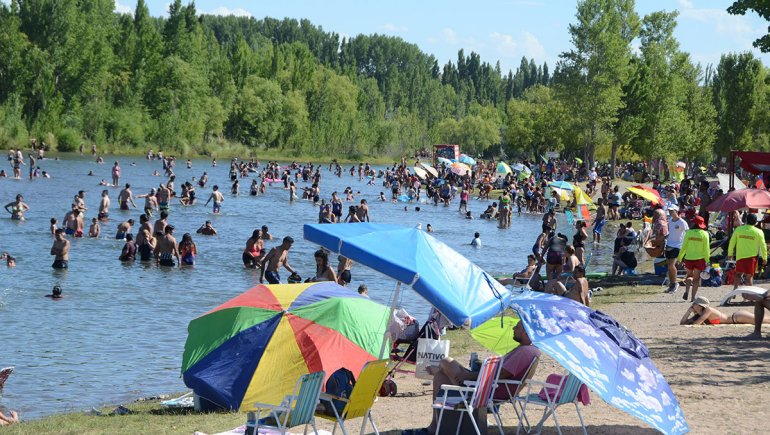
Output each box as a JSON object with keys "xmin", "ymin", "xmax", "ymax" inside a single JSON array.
[{"xmin": 110, "ymin": 0, "xmax": 769, "ymax": 73}]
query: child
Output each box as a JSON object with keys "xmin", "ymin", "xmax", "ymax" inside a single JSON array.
[
  {"xmin": 471, "ymin": 232, "xmax": 481, "ymax": 247},
  {"xmin": 50, "ymin": 218, "xmax": 58, "ymax": 236},
  {"xmin": 357, "ymin": 284, "xmax": 369, "ymax": 297},
  {"xmin": 88, "ymin": 218, "xmax": 100, "ymax": 238}
]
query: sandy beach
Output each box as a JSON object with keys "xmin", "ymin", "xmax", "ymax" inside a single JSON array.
[{"xmin": 306, "ymin": 283, "xmax": 769, "ymax": 435}]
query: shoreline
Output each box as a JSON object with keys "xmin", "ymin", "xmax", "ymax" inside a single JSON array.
[{"xmin": 6, "ymin": 281, "xmax": 769, "ymax": 434}]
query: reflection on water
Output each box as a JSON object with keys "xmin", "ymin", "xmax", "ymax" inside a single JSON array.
[{"xmin": 0, "ymin": 155, "xmax": 617, "ymax": 418}]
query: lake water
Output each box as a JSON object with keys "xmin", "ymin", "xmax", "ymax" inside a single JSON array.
[{"xmin": 0, "ymin": 155, "xmax": 616, "ymax": 419}]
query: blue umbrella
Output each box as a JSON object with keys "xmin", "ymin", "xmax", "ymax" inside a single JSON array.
[
  {"xmin": 548, "ymin": 180, "xmax": 575, "ymax": 191},
  {"xmin": 303, "ymin": 223, "xmax": 512, "ymax": 328},
  {"xmin": 459, "ymin": 154, "xmax": 476, "ymax": 165},
  {"xmin": 510, "ymin": 291, "xmax": 689, "ymax": 435}
]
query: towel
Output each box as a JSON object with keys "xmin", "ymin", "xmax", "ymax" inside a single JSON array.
[{"xmin": 537, "ymin": 373, "xmax": 591, "ymax": 405}]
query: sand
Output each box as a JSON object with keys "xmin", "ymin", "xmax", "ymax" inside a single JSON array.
[{"xmin": 303, "ymin": 283, "xmax": 769, "ymax": 435}]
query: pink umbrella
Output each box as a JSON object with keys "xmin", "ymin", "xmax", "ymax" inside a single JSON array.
[
  {"xmin": 450, "ymin": 162, "xmax": 471, "ymax": 176},
  {"xmin": 706, "ymin": 189, "xmax": 770, "ymax": 212}
]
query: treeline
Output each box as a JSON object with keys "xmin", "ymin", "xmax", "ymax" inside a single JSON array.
[{"xmin": 0, "ymin": 0, "xmax": 767, "ymax": 164}]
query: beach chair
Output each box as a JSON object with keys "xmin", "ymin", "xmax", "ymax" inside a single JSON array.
[
  {"xmin": 487, "ymin": 356, "xmax": 540, "ymax": 434},
  {"xmin": 433, "ymin": 355, "xmax": 503, "ymax": 435},
  {"xmin": 252, "ymin": 370, "xmax": 325, "ymax": 435},
  {"xmin": 515, "ymin": 371, "xmax": 587, "ymax": 435},
  {"xmin": 317, "ymin": 359, "xmax": 388, "ymax": 435}
]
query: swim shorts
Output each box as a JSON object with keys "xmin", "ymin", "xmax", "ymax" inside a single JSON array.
[
  {"xmin": 684, "ymin": 259, "xmax": 707, "ymax": 271},
  {"xmin": 242, "ymin": 252, "xmax": 257, "ymax": 267},
  {"xmin": 265, "ymin": 270, "xmax": 281, "ymax": 284},
  {"xmin": 65, "ymin": 228, "xmax": 75, "ymax": 236},
  {"xmin": 736, "ymin": 257, "xmax": 758, "ymax": 275},
  {"xmin": 593, "ymin": 219, "xmax": 606, "ymax": 235},
  {"xmin": 52, "ymin": 260, "xmax": 68, "ymax": 269},
  {"xmin": 664, "ymin": 247, "xmax": 680, "ymax": 260},
  {"xmin": 120, "ymin": 201, "xmax": 129, "ymax": 210},
  {"xmin": 159, "ymin": 258, "xmax": 176, "ymax": 267},
  {"xmin": 98, "ymin": 212, "xmax": 109, "ymax": 220},
  {"xmin": 115, "ymin": 232, "xmax": 126, "ymax": 240},
  {"xmin": 546, "ymin": 251, "xmax": 563, "ymax": 266},
  {"xmin": 213, "ymin": 201, "xmax": 221, "ymax": 213}
]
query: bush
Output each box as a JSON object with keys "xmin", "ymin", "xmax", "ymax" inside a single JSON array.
[{"xmin": 55, "ymin": 128, "xmax": 82, "ymax": 152}]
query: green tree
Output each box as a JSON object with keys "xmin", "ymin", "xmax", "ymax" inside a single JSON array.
[
  {"xmin": 728, "ymin": 1, "xmax": 770, "ymax": 52},
  {"xmin": 556, "ymin": 0, "xmax": 640, "ymax": 170}
]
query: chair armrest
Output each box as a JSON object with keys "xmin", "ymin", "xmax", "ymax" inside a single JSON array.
[
  {"xmin": 252, "ymin": 401, "xmax": 289, "ymax": 412},
  {"xmin": 439, "ymin": 384, "xmax": 475, "ymax": 393},
  {"xmin": 319, "ymin": 392, "xmax": 350, "ymax": 403},
  {"xmin": 522, "ymin": 379, "xmax": 559, "ymax": 390}
]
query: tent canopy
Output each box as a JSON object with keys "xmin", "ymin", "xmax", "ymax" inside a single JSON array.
[{"xmin": 736, "ymin": 151, "xmax": 770, "ymax": 174}]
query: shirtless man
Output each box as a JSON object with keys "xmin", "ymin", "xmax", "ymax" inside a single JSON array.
[
  {"xmin": 153, "ymin": 211, "xmax": 168, "ymax": 237},
  {"xmin": 118, "ymin": 184, "xmax": 137, "ymax": 210},
  {"xmin": 154, "ymin": 225, "xmax": 180, "ymax": 267},
  {"xmin": 546, "ymin": 265, "xmax": 590, "ymax": 306},
  {"xmin": 138, "ymin": 188, "xmax": 158, "ymax": 217},
  {"xmin": 73, "ymin": 190, "xmax": 86, "ymax": 212},
  {"xmin": 135, "ymin": 214, "xmax": 152, "ymax": 246},
  {"xmin": 157, "ymin": 183, "xmax": 171, "ymax": 214},
  {"xmin": 355, "ymin": 199, "xmax": 370, "ymax": 222},
  {"xmin": 50, "ymin": 229, "xmax": 70, "ymax": 269},
  {"xmin": 98, "ymin": 190, "xmax": 110, "ymax": 221},
  {"xmin": 62, "ymin": 207, "xmax": 84, "ymax": 237},
  {"xmin": 196, "ymin": 220, "xmax": 217, "ymax": 235},
  {"xmin": 260, "ymin": 236, "xmax": 297, "ymax": 284},
  {"xmin": 261, "ymin": 225, "xmax": 273, "ymax": 241},
  {"xmin": 205, "ymin": 185, "xmax": 224, "ymax": 214},
  {"xmin": 116, "ymin": 219, "xmax": 134, "ymax": 240}
]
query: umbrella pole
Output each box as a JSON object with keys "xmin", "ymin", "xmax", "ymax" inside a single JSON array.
[{"xmin": 378, "ymin": 281, "xmax": 402, "ymax": 359}]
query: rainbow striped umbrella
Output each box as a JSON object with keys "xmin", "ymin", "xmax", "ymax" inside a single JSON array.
[{"xmin": 181, "ymin": 282, "xmax": 389, "ymax": 411}]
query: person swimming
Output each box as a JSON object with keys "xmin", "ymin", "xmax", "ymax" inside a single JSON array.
[{"xmin": 45, "ymin": 285, "xmax": 63, "ymax": 299}]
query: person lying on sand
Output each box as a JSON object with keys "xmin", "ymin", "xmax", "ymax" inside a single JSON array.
[{"xmin": 680, "ymin": 296, "xmax": 768, "ymax": 326}]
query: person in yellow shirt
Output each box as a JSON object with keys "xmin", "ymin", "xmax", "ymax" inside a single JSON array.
[
  {"xmin": 728, "ymin": 213, "xmax": 768, "ymax": 289},
  {"xmin": 677, "ymin": 216, "xmax": 710, "ymax": 302}
]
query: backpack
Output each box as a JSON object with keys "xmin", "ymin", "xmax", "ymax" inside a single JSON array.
[{"xmin": 324, "ymin": 368, "xmax": 355, "ymax": 415}]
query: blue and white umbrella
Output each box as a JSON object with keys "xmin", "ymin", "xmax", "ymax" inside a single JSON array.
[
  {"xmin": 459, "ymin": 154, "xmax": 476, "ymax": 165},
  {"xmin": 437, "ymin": 157, "xmax": 453, "ymax": 166},
  {"xmin": 510, "ymin": 291, "xmax": 689, "ymax": 435}
]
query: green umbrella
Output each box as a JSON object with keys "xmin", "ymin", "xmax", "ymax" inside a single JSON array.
[{"xmin": 470, "ymin": 316, "xmax": 520, "ymax": 355}]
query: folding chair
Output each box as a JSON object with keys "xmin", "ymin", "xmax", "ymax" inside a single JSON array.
[
  {"xmin": 515, "ymin": 371, "xmax": 587, "ymax": 435},
  {"xmin": 317, "ymin": 359, "xmax": 389, "ymax": 435},
  {"xmin": 487, "ymin": 356, "xmax": 540, "ymax": 434},
  {"xmin": 433, "ymin": 355, "xmax": 503, "ymax": 435},
  {"xmin": 252, "ymin": 370, "xmax": 325, "ymax": 435}
]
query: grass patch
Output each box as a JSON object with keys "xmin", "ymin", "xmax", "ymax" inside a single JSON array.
[{"xmin": 3, "ymin": 398, "xmax": 244, "ymax": 435}]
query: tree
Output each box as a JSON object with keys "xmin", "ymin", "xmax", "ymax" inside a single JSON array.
[
  {"xmin": 728, "ymin": 1, "xmax": 770, "ymax": 52},
  {"xmin": 555, "ymin": 0, "xmax": 640, "ymax": 171},
  {"xmin": 711, "ymin": 52, "xmax": 766, "ymax": 155}
]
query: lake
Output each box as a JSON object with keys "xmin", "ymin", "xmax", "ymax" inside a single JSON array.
[{"xmin": 0, "ymin": 154, "xmax": 616, "ymax": 418}]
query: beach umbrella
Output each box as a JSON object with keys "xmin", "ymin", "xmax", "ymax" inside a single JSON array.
[
  {"xmin": 450, "ymin": 162, "xmax": 471, "ymax": 176},
  {"xmin": 470, "ymin": 316, "xmax": 520, "ymax": 355},
  {"xmin": 418, "ymin": 162, "xmax": 439, "ymax": 178},
  {"xmin": 627, "ymin": 185, "xmax": 662, "ymax": 205},
  {"xmin": 437, "ymin": 157, "xmax": 453, "ymax": 166},
  {"xmin": 706, "ymin": 188, "xmax": 770, "ymax": 212},
  {"xmin": 511, "ymin": 163, "xmax": 526, "ymax": 172},
  {"xmin": 575, "ymin": 157, "xmax": 583, "ymax": 164},
  {"xmin": 676, "ymin": 161, "xmax": 686, "ymax": 169},
  {"xmin": 459, "ymin": 154, "xmax": 476, "ymax": 165},
  {"xmin": 548, "ymin": 180, "xmax": 575, "ymax": 191},
  {"xmin": 181, "ymin": 282, "xmax": 389, "ymax": 411},
  {"xmin": 496, "ymin": 162, "xmax": 512, "ymax": 175},
  {"xmin": 551, "ymin": 187, "xmax": 571, "ymax": 201},
  {"xmin": 573, "ymin": 185, "xmax": 593, "ymax": 220},
  {"xmin": 413, "ymin": 166, "xmax": 428, "ymax": 179},
  {"xmin": 303, "ymin": 223, "xmax": 513, "ymax": 328},
  {"xmin": 510, "ymin": 291, "xmax": 689, "ymax": 435}
]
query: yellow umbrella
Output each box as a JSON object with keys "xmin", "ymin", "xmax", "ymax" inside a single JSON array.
[
  {"xmin": 552, "ymin": 187, "xmax": 571, "ymax": 201},
  {"xmin": 627, "ymin": 186, "xmax": 661, "ymax": 205},
  {"xmin": 574, "ymin": 185, "xmax": 593, "ymax": 205}
]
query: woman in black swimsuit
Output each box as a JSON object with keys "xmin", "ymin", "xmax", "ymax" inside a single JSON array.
[{"xmin": 573, "ymin": 220, "xmax": 588, "ymax": 266}]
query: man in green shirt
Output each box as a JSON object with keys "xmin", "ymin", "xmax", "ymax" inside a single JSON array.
[
  {"xmin": 677, "ymin": 215, "xmax": 710, "ymax": 303},
  {"xmin": 728, "ymin": 213, "xmax": 767, "ymax": 289}
]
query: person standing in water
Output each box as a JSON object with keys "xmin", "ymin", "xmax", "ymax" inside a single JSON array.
[
  {"xmin": 98, "ymin": 190, "xmax": 111, "ymax": 221},
  {"xmin": 118, "ymin": 184, "xmax": 136, "ymax": 210},
  {"xmin": 50, "ymin": 229, "xmax": 70, "ymax": 269},
  {"xmin": 111, "ymin": 161, "xmax": 121, "ymax": 186},
  {"xmin": 4, "ymin": 194, "xmax": 30, "ymax": 220},
  {"xmin": 205, "ymin": 185, "xmax": 224, "ymax": 214},
  {"xmin": 260, "ymin": 236, "xmax": 297, "ymax": 284},
  {"xmin": 154, "ymin": 225, "xmax": 180, "ymax": 267}
]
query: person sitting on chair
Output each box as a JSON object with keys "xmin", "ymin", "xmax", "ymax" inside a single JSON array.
[
  {"xmin": 498, "ymin": 255, "xmax": 537, "ymax": 286},
  {"xmin": 420, "ymin": 322, "xmax": 540, "ymax": 435}
]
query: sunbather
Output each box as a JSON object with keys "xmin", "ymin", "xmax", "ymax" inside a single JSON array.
[
  {"xmin": 680, "ymin": 296, "xmax": 767, "ymax": 326},
  {"xmin": 498, "ymin": 255, "xmax": 537, "ymax": 286}
]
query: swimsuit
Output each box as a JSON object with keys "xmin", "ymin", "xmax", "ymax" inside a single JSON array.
[
  {"xmin": 265, "ymin": 270, "xmax": 281, "ymax": 284},
  {"xmin": 213, "ymin": 201, "xmax": 221, "ymax": 213},
  {"xmin": 120, "ymin": 200, "xmax": 129, "ymax": 210},
  {"xmin": 52, "ymin": 259, "xmax": 68, "ymax": 269},
  {"xmin": 159, "ymin": 252, "xmax": 175, "ymax": 267}
]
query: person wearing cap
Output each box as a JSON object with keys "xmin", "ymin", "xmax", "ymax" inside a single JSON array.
[
  {"xmin": 680, "ymin": 296, "xmax": 768, "ymax": 326},
  {"xmin": 664, "ymin": 204, "xmax": 688, "ymax": 294},
  {"xmin": 728, "ymin": 213, "xmax": 767, "ymax": 289},
  {"xmin": 677, "ymin": 215, "xmax": 710, "ymax": 302}
]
